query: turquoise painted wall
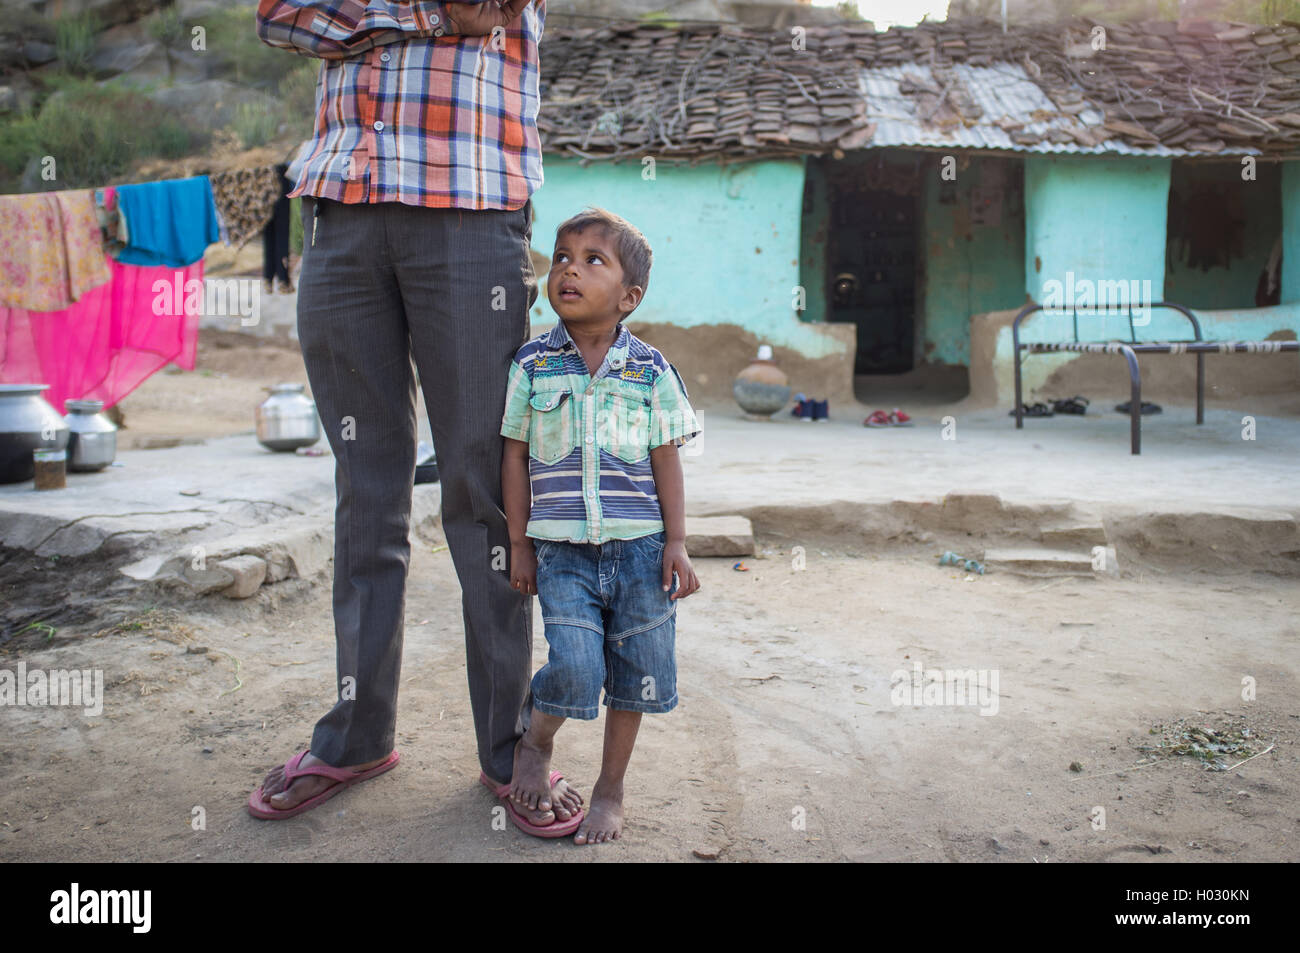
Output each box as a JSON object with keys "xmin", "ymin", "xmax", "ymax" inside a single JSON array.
[
  {"xmin": 1024, "ymin": 155, "xmax": 1172, "ymax": 342},
  {"xmin": 1164, "ymin": 161, "xmax": 1281, "ymax": 310},
  {"xmin": 1284, "ymin": 162, "xmax": 1300, "ymax": 303},
  {"xmin": 529, "ymin": 157, "xmax": 843, "ymax": 358},
  {"xmin": 921, "ymin": 155, "xmax": 1025, "ymax": 366}
]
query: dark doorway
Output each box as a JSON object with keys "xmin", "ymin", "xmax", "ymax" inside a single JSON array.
[{"xmin": 822, "ymin": 172, "xmax": 918, "ymax": 375}]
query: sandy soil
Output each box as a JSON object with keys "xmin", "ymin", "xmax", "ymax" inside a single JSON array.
[
  {"xmin": 5, "ymin": 333, "xmax": 1296, "ymax": 862},
  {"xmin": 0, "ymin": 544, "xmax": 1295, "ymax": 863}
]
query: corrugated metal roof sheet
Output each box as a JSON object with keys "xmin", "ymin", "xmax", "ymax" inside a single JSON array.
[{"xmin": 859, "ymin": 62, "xmax": 1260, "ymax": 156}]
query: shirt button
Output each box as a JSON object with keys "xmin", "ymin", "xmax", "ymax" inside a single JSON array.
[
  {"xmin": 430, "ymin": 14, "xmax": 440, "ymax": 24},
  {"xmin": 434, "ymin": 28, "xmax": 443, "ymax": 36},
  {"xmin": 373, "ymin": 120, "xmax": 385, "ymax": 132},
  {"xmin": 586, "ymin": 434, "xmax": 593, "ymax": 443},
  {"xmin": 588, "ymin": 489, "xmax": 595, "ymax": 497},
  {"xmin": 380, "ymin": 52, "xmax": 390, "ymax": 62}
]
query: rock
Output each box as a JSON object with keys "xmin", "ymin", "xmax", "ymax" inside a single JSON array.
[
  {"xmin": 0, "ymin": 86, "xmax": 15, "ymax": 113},
  {"xmin": 22, "ymin": 41, "xmax": 56, "ymax": 65},
  {"xmin": 691, "ymin": 848, "xmax": 720, "ymax": 860},
  {"xmin": 142, "ymin": 79, "xmax": 278, "ymax": 129},
  {"xmin": 91, "ymin": 37, "xmax": 159, "ymax": 79},
  {"xmin": 218, "ymin": 554, "xmax": 268, "ymax": 598},
  {"xmin": 185, "ymin": 645, "xmax": 208, "ymax": 655},
  {"xmin": 684, "ymin": 514, "xmax": 755, "ymax": 557},
  {"xmin": 57, "ymin": 0, "xmax": 173, "ymax": 31},
  {"xmin": 1069, "ymin": 761, "xmax": 1083, "ymax": 772}
]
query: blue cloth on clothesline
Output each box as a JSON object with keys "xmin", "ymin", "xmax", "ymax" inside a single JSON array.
[{"xmin": 115, "ymin": 175, "xmax": 219, "ymax": 267}]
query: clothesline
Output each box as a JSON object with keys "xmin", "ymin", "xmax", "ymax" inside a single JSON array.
[{"xmin": 0, "ymin": 162, "xmax": 294, "ymax": 414}]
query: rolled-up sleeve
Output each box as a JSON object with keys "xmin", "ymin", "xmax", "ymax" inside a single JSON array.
[
  {"xmin": 500, "ymin": 356, "xmax": 533, "ymax": 442},
  {"xmin": 255, "ymin": 1, "xmax": 486, "ymax": 59},
  {"xmin": 650, "ymin": 362, "xmax": 702, "ymax": 449}
]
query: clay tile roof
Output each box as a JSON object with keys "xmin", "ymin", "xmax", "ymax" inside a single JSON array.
[{"xmin": 537, "ymin": 17, "xmax": 1300, "ymax": 160}]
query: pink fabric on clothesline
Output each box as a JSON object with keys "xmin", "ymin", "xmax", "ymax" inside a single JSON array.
[{"xmin": 0, "ymin": 254, "xmax": 202, "ymax": 413}]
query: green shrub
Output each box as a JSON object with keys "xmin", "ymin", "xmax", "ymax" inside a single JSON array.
[
  {"xmin": 277, "ymin": 60, "xmax": 321, "ymax": 141},
  {"xmin": 0, "ymin": 78, "xmax": 199, "ymax": 191},
  {"xmin": 290, "ymin": 196, "xmax": 303, "ymax": 256},
  {"xmin": 147, "ymin": 4, "xmax": 190, "ymax": 80},
  {"xmin": 54, "ymin": 11, "xmax": 100, "ymax": 77},
  {"xmin": 232, "ymin": 100, "xmax": 280, "ymax": 149}
]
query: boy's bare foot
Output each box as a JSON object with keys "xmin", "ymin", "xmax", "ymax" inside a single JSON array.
[
  {"xmin": 573, "ymin": 778, "xmax": 624, "ymax": 844},
  {"xmin": 508, "ymin": 735, "xmax": 554, "ymax": 813},
  {"xmin": 258, "ymin": 751, "xmax": 390, "ymax": 811}
]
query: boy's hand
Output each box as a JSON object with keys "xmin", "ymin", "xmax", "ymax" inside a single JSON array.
[
  {"xmin": 445, "ymin": 0, "xmax": 535, "ymax": 36},
  {"xmin": 662, "ymin": 540, "xmax": 700, "ymax": 601},
  {"xmin": 510, "ymin": 539, "xmax": 538, "ymax": 596}
]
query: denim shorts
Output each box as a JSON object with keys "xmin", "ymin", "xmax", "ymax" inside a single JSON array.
[{"xmin": 531, "ymin": 530, "xmax": 678, "ymax": 719}]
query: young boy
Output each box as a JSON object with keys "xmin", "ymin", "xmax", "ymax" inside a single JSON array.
[{"xmin": 499, "ymin": 206, "xmax": 702, "ymax": 844}]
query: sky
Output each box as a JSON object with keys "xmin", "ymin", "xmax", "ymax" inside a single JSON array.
[{"xmin": 810, "ymin": 0, "xmax": 954, "ymax": 29}]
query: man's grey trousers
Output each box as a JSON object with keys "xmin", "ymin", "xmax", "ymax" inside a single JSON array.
[{"xmin": 295, "ymin": 195, "xmax": 537, "ymax": 785}]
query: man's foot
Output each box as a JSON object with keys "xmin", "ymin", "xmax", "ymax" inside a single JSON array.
[
  {"xmin": 548, "ymin": 775, "xmax": 583, "ymax": 821},
  {"xmin": 258, "ymin": 751, "xmax": 390, "ymax": 811},
  {"xmin": 573, "ymin": 778, "xmax": 624, "ymax": 845},
  {"xmin": 508, "ymin": 735, "xmax": 554, "ymax": 814}
]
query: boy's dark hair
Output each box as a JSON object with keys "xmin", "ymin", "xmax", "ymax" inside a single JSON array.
[{"xmin": 554, "ymin": 206, "xmax": 653, "ymax": 298}]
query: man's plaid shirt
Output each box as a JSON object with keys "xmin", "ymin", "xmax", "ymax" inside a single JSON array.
[{"xmin": 256, "ymin": 0, "xmax": 545, "ymax": 210}]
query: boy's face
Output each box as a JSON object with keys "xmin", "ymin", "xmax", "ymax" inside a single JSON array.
[{"xmin": 547, "ymin": 225, "xmax": 642, "ymax": 329}]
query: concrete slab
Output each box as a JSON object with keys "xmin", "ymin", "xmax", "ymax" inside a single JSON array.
[
  {"xmin": 680, "ymin": 402, "xmax": 1300, "ymax": 571},
  {"xmin": 2, "ymin": 399, "xmax": 1297, "ymax": 593},
  {"xmin": 0, "ymin": 434, "xmax": 445, "ymax": 596}
]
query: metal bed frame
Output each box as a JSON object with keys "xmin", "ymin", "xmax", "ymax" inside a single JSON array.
[{"xmin": 1011, "ymin": 301, "xmax": 1299, "ymax": 455}]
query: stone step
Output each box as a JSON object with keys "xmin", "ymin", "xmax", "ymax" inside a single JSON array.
[
  {"xmin": 983, "ymin": 546, "xmax": 1117, "ymax": 577},
  {"xmin": 1039, "ymin": 523, "xmax": 1109, "ymax": 548},
  {"xmin": 686, "ymin": 515, "xmax": 754, "ymax": 557}
]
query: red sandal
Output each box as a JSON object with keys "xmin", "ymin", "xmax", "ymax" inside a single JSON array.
[{"xmin": 863, "ymin": 409, "xmax": 891, "ymax": 427}]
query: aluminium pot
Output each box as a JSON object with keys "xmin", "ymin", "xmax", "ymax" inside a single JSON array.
[
  {"xmin": 256, "ymin": 383, "xmax": 321, "ymax": 452},
  {"xmin": 0, "ymin": 384, "xmax": 70, "ymax": 484},
  {"xmin": 64, "ymin": 399, "xmax": 118, "ymax": 472}
]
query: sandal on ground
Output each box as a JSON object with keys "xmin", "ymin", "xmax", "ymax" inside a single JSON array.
[
  {"xmin": 863, "ymin": 409, "xmax": 892, "ymax": 427},
  {"xmin": 1114, "ymin": 400, "xmax": 1162, "ymax": 415},
  {"xmin": 1051, "ymin": 396, "xmax": 1089, "ymax": 415},
  {"xmin": 1009, "ymin": 402, "xmax": 1053, "ymax": 417},
  {"xmin": 479, "ymin": 769, "xmax": 585, "ymax": 839},
  {"xmin": 888, "ymin": 407, "xmax": 914, "ymax": 427},
  {"xmin": 247, "ymin": 749, "xmax": 401, "ymax": 819}
]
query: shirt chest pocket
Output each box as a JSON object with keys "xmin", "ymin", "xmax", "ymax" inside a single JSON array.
[
  {"xmin": 528, "ymin": 388, "xmax": 574, "ymax": 465},
  {"xmin": 599, "ymin": 390, "xmax": 652, "ymax": 464}
]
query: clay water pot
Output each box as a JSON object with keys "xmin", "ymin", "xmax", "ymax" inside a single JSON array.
[{"xmin": 732, "ymin": 345, "xmax": 791, "ymax": 417}]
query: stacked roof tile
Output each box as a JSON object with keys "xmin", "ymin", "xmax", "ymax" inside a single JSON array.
[{"xmin": 537, "ymin": 16, "xmax": 1300, "ymax": 160}]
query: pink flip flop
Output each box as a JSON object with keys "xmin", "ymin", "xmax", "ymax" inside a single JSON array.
[
  {"xmin": 247, "ymin": 749, "xmax": 401, "ymax": 820},
  {"xmin": 479, "ymin": 769, "xmax": 586, "ymax": 839}
]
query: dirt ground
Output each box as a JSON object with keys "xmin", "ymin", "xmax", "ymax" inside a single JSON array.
[
  {"xmin": 3, "ymin": 334, "xmax": 1297, "ymax": 862},
  {"xmin": 0, "ymin": 543, "xmax": 1296, "ymax": 863}
]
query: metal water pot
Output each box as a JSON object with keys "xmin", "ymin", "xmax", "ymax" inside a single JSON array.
[
  {"xmin": 64, "ymin": 399, "xmax": 118, "ymax": 471},
  {"xmin": 256, "ymin": 383, "xmax": 321, "ymax": 452},
  {"xmin": 0, "ymin": 384, "xmax": 69, "ymax": 484}
]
